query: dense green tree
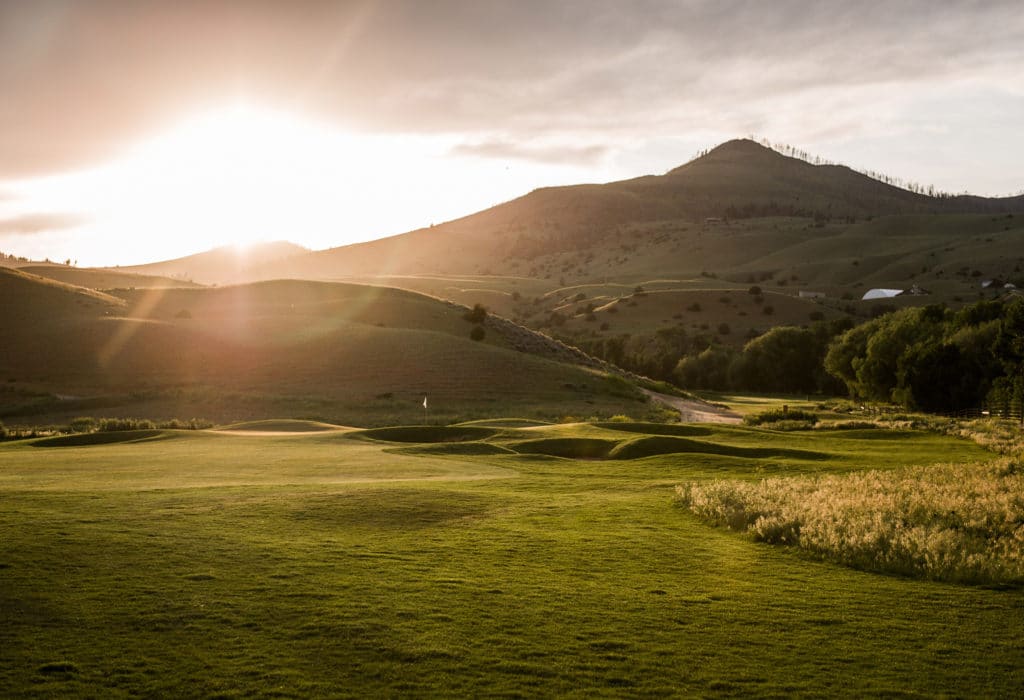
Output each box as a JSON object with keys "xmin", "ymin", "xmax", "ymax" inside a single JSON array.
[
  {"xmin": 825, "ymin": 298, "xmax": 1024, "ymax": 414},
  {"xmin": 853, "ymin": 306, "xmax": 947, "ymax": 402},
  {"xmin": 823, "ymin": 321, "xmax": 878, "ymax": 397},
  {"xmin": 728, "ymin": 324, "xmax": 843, "ymax": 394},
  {"xmin": 674, "ymin": 346, "xmax": 736, "ymax": 390}
]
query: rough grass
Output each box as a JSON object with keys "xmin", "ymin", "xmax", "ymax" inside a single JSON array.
[
  {"xmin": 0, "ymin": 421, "xmax": 1019, "ymax": 696},
  {"xmin": 677, "ymin": 460, "xmax": 1024, "ymax": 586}
]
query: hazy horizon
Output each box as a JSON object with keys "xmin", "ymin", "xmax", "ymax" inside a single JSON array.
[{"xmin": 1, "ymin": 0, "xmax": 1022, "ymax": 267}]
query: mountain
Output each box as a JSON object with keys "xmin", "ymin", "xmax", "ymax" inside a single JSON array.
[
  {"xmin": 242, "ymin": 139, "xmax": 1024, "ymax": 283},
  {"xmin": 117, "ymin": 240, "xmax": 308, "ymax": 285}
]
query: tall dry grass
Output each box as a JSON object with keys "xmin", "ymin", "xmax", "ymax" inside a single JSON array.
[{"xmin": 676, "ymin": 460, "xmax": 1024, "ymax": 585}]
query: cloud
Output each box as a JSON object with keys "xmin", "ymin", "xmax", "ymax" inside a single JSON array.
[
  {"xmin": 0, "ymin": 0, "xmax": 1022, "ymax": 180},
  {"xmin": 450, "ymin": 139, "xmax": 608, "ymax": 166},
  {"xmin": 0, "ymin": 213, "xmax": 88, "ymax": 235}
]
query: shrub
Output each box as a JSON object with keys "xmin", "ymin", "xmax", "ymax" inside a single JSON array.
[
  {"xmin": 69, "ymin": 417, "xmax": 96, "ymax": 433},
  {"xmin": 823, "ymin": 420, "xmax": 882, "ymax": 430},
  {"xmin": 97, "ymin": 418, "xmax": 156, "ymax": 432},
  {"xmin": 744, "ymin": 408, "xmax": 818, "ymax": 426},
  {"xmin": 464, "ymin": 304, "xmax": 487, "ymax": 324},
  {"xmin": 159, "ymin": 418, "xmax": 214, "ymax": 430}
]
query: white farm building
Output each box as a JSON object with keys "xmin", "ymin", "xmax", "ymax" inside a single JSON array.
[{"xmin": 861, "ymin": 289, "xmax": 903, "ymax": 300}]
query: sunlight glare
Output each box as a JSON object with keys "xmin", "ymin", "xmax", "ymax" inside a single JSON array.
[{"xmin": 3, "ymin": 102, "xmax": 606, "ymax": 266}]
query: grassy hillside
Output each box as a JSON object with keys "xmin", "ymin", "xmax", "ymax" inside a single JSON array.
[
  {"xmin": 311, "ymin": 210, "xmax": 1024, "ymax": 353},
  {"xmin": 181, "ymin": 142, "xmax": 1022, "ymax": 371},
  {"xmin": 1, "ymin": 421, "xmax": 1018, "ymax": 695},
  {"xmin": 63, "ymin": 142, "xmax": 1020, "ymax": 375},
  {"xmin": 0, "ymin": 276, "xmax": 656, "ymax": 426},
  {"xmin": 18, "ymin": 264, "xmax": 203, "ymax": 290},
  {"xmin": 118, "ymin": 240, "xmax": 308, "ymax": 285},
  {"xmin": 0, "ymin": 267, "xmax": 125, "ymax": 320}
]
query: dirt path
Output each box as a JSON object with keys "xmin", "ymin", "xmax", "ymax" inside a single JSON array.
[{"xmin": 642, "ymin": 389, "xmax": 743, "ymax": 424}]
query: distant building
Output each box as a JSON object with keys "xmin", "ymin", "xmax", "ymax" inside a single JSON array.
[
  {"xmin": 902, "ymin": 285, "xmax": 930, "ymax": 296},
  {"xmin": 862, "ymin": 288, "xmax": 903, "ymax": 300}
]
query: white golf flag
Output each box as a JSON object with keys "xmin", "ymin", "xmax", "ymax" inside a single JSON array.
[{"xmin": 423, "ymin": 396, "xmax": 428, "ymax": 408}]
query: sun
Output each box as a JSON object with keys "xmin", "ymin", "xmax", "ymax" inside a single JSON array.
[
  {"xmin": 109, "ymin": 103, "xmax": 355, "ymax": 249},
  {"xmin": 4, "ymin": 100, "xmax": 607, "ymax": 266}
]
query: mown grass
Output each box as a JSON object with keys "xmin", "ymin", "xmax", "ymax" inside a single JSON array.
[{"xmin": 1, "ymin": 423, "xmax": 1021, "ymax": 696}]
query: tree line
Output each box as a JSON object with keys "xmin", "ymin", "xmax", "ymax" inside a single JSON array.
[
  {"xmin": 824, "ymin": 298, "xmax": 1024, "ymax": 414},
  {"xmin": 571, "ymin": 296, "xmax": 1024, "ymax": 415}
]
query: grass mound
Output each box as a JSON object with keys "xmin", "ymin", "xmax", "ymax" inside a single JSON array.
[
  {"xmin": 356, "ymin": 425, "xmax": 498, "ymax": 443},
  {"xmin": 509, "ymin": 437, "xmax": 619, "ymax": 459},
  {"xmin": 594, "ymin": 422, "xmax": 712, "ymax": 437},
  {"xmin": 389, "ymin": 442, "xmax": 517, "ymax": 457},
  {"xmin": 216, "ymin": 419, "xmax": 348, "ymax": 432},
  {"xmin": 456, "ymin": 418, "xmax": 553, "ymax": 428},
  {"xmin": 608, "ymin": 435, "xmax": 829, "ymax": 461},
  {"xmin": 30, "ymin": 429, "xmax": 173, "ymax": 448}
]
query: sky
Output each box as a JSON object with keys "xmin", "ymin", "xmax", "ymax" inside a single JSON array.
[{"xmin": 1, "ymin": 0, "xmax": 1022, "ymax": 267}]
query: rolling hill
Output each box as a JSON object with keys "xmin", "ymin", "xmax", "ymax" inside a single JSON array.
[
  {"xmin": 8, "ymin": 139, "xmax": 1023, "ymax": 413},
  {"xmin": 0, "ymin": 266, "xmax": 126, "ymax": 320},
  {"xmin": 16, "ymin": 264, "xmax": 203, "ymax": 290},
  {"xmin": 0, "ymin": 272, "xmax": 657, "ymax": 427},
  {"xmin": 154, "ymin": 140, "xmax": 1022, "ymax": 353},
  {"xmin": 80, "ymin": 140, "xmax": 1022, "ymax": 316},
  {"xmin": 117, "ymin": 240, "xmax": 308, "ymax": 285}
]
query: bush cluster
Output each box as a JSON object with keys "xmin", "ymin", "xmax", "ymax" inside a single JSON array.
[
  {"xmin": 743, "ymin": 408, "xmax": 818, "ymax": 426},
  {"xmin": 78, "ymin": 417, "xmax": 213, "ymax": 433}
]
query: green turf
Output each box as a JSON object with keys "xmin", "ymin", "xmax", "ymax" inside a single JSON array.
[{"xmin": 0, "ymin": 423, "xmax": 1020, "ymax": 696}]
